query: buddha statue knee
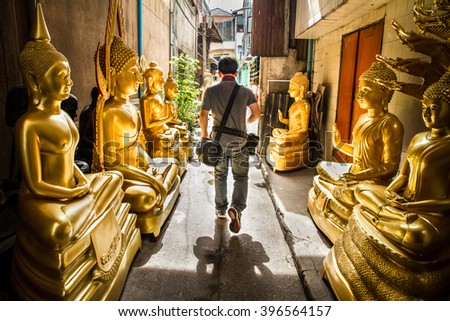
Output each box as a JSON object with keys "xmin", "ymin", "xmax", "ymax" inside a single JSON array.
[
  {"xmin": 122, "ymin": 184, "xmax": 158, "ymax": 213},
  {"xmin": 154, "ymin": 162, "xmax": 179, "ymax": 191},
  {"xmin": 308, "ymin": 61, "xmax": 404, "ymax": 242}
]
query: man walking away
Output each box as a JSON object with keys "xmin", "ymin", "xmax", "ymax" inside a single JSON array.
[{"xmin": 199, "ymin": 57, "xmax": 261, "ymax": 233}]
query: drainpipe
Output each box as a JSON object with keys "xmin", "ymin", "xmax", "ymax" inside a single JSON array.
[
  {"xmin": 138, "ymin": 0, "xmax": 143, "ymax": 97},
  {"xmin": 306, "ymin": 38, "xmax": 314, "ymax": 90}
]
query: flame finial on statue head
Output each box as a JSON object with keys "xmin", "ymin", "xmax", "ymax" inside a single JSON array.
[{"xmin": 164, "ymin": 68, "xmax": 177, "ymax": 92}]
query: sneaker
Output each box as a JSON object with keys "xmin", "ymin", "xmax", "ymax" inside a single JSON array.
[
  {"xmin": 215, "ymin": 209, "xmax": 227, "ymax": 219},
  {"xmin": 228, "ymin": 206, "xmax": 241, "ymax": 233}
]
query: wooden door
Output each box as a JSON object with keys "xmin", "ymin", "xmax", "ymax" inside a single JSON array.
[{"xmin": 334, "ymin": 21, "xmax": 384, "ymax": 162}]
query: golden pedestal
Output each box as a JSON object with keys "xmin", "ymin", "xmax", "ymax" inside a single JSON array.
[
  {"xmin": 268, "ymin": 138, "xmax": 309, "ymax": 172},
  {"xmin": 322, "ymin": 206, "xmax": 450, "ymax": 300},
  {"xmin": 11, "ymin": 195, "xmax": 141, "ymax": 300}
]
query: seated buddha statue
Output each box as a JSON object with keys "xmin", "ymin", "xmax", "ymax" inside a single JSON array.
[
  {"xmin": 308, "ymin": 61, "xmax": 404, "ymax": 243},
  {"xmin": 11, "ymin": 3, "xmax": 141, "ymax": 300},
  {"xmin": 268, "ymin": 72, "xmax": 311, "ymax": 171},
  {"xmin": 164, "ymin": 69, "xmax": 192, "ymax": 170},
  {"xmin": 140, "ymin": 61, "xmax": 179, "ymax": 158},
  {"xmin": 323, "ymin": 71, "xmax": 450, "ymax": 301},
  {"xmin": 97, "ymin": 36, "xmax": 180, "ymax": 236}
]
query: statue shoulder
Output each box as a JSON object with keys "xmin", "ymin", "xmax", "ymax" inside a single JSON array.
[
  {"xmin": 16, "ymin": 109, "xmax": 47, "ymax": 132},
  {"xmin": 103, "ymin": 104, "xmax": 132, "ymax": 122},
  {"xmin": 408, "ymin": 131, "xmax": 428, "ymax": 147},
  {"xmin": 381, "ymin": 112, "xmax": 404, "ymax": 131}
]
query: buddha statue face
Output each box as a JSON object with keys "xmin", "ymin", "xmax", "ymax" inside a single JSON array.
[
  {"xmin": 144, "ymin": 62, "xmax": 165, "ymax": 93},
  {"xmin": 422, "ymin": 71, "xmax": 450, "ymax": 130},
  {"xmin": 422, "ymin": 98, "xmax": 450, "ymax": 129},
  {"xmin": 113, "ymin": 57, "xmax": 142, "ymax": 98},
  {"xmin": 164, "ymin": 82, "xmax": 179, "ymax": 100},
  {"xmin": 288, "ymin": 72, "xmax": 308, "ymax": 99},
  {"xmin": 98, "ymin": 36, "xmax": 141, "ymax": 100},
  {"xmin": 357, "ymin": 61, "xmax": 396, "ymax": 111},
  {"xmin": 40, "ymin": 61, "xmax": 73, "ymax": 102},
  {"xmin": 356, "ymin": 80, "xmax": 385, "ymax": 111},
  {"xmin": 422, "ymin": 97, "xmax": 450, "ymax": 130}
]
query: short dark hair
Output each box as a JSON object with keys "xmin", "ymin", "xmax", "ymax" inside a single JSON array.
[{"xmin": 218, "ymin": 57, "xmax": 238, "ymax": 75}]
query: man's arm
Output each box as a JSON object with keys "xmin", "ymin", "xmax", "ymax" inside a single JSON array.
[
  {"xmin": 199, "ymin": 109, "xmax": 210, "ymax": 138},
  {"xmin": 247, "ymin": 102, "xmax": 261, "ymax": 124}
]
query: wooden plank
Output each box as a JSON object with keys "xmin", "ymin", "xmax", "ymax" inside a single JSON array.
[{"xmin": 252, "ymin": 0, "xmax": 286, "ymax": 57}]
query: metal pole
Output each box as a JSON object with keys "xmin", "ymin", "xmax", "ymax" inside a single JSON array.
[
  {"xmin": 202, "ymin": 13, "xmax": 207, "ymax": 75},
  {"xmin": 138, "ymin": 0, "xmax": 143, "ymax": 97}
]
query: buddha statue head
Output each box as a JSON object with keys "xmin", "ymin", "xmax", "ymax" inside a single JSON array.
[
  {"xmin": 358, "ymin": 61, "xmax": 397, "ymax": 111},
  {"xmin": 143, "ymin": 61, "xmax": 165, "ymax": 94},
  {"xmin": 164, "ymin": 69, "xmax": 179, "ymax": 101},
  {"xmin": 288, "ymin": 72, "xmax": 309, "ymax": 99},
  {"xmin": 422, "ymin": 71, "xmax": 450, "ymax": 129},
  {"xmin": 98, "ymin": 35, "xmax": 141, "ymax": 98},
  {"xmin": 19, "ymin": 3, "xmax": 72, "ymax": 106}
]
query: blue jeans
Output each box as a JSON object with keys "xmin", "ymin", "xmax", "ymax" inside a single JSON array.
[{"xmin": 214, "ymin": 147, "xmax": 249, "ymax": 213}]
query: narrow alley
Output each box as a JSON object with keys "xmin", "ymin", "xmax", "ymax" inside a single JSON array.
[{"xmin": 120, "ymin": 156, "xmax": 310, "ymax": 301}]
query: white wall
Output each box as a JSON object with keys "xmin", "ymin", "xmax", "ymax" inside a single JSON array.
[{"xmin": 142, "ymin": 0, "xmax": 171, "ymax": 74}]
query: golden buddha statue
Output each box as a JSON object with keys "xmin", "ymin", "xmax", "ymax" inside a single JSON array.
[
  {"xmin": 96, "ymin": 36, "xmax": 180, "ymax": 236},
  {"xmin": 11, "ymin": 2, "xmax": 141, "ymax": 300},
  {"xmin": 164, "ymin": 69, "xmax": 192, "ymax": 173},
  {"xmin": 323, "ymin": 71, "xmax": 450, "ymax": 300},
  {"xmin": 268, "ymin": 72, "xmax": 311, "ymax": 171},
  {"xmin": 140, "ymin": 60, "xmax": 180, "ymax": 159},
  {"xmin": 308, "ymin": 61, "xmax": 404, "ymax": 243}
]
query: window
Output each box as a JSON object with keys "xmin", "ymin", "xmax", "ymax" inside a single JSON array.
[
  {"xmin": 217, "ymin": 20, "xmax": 234, "ymax": 41},
  {"xmin": 247, "ymin": 16, "xmax": 252, "ymax": 33},
  {"xmin": 236, "ymin": 15, "xmax": 244, "ymax": 33}
]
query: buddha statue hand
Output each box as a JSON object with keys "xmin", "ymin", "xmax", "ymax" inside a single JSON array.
[
  {"xmin": 277, "ymin": 109, "xmax": 288, "ymax": 125},
  {"xmin": 332, "ymin": 123, "xmax": 341, "ymax": 148},
  {"xmin": 339, "ymin": 172, "xmax": 358, "ymax": 186},
  {"xmin": 384, "ymin": 189, "xmax": 408, "ymax": 208},
  {"xmin": 74, "ymin": 179, "xmax": 90, "ymax": 198}
]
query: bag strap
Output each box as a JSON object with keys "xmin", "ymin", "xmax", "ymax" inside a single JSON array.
[
  {"xmin": 214, "ymin": 83, "xmax": 240, "ymax": 142},
  {"xmin": 212, "ymin": 125, "xmax": 248, "ymax": 139}
]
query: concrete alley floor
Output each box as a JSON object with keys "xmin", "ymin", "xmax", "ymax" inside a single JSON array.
[
  {"xmin": 120, "ymin": 158, "xmax": 306, "ymax": 300},
  {"xmin": 120, "ymin": 155, "xmax": 334, "ymax": 301}
]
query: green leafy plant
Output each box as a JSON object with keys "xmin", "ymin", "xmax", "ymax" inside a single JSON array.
[{"xmin": 169, "ymin": 54, "xmax": 201, "ymax": 130}]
